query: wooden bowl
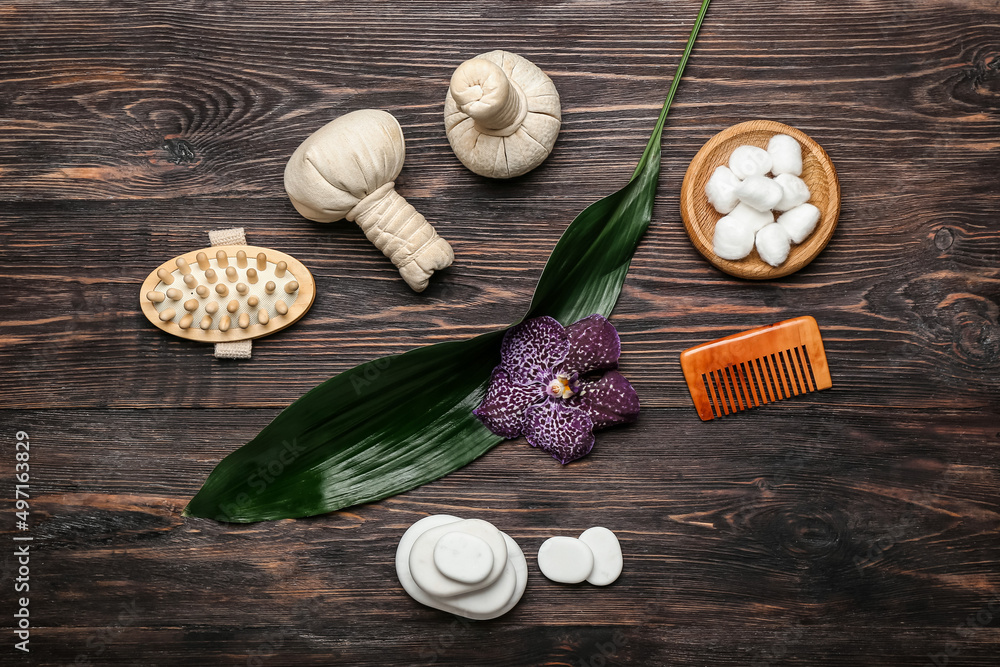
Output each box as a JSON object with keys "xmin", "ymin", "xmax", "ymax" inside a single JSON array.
[{"xmin": 680, "ymin": 120, "xmax": 840, "ymax": 280}]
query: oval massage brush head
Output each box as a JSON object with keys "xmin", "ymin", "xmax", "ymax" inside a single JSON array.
[{"xmin": 139, "ymin": 245, "xmax": 315, "ymax": 349}]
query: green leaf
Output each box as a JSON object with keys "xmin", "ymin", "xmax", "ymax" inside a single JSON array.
[{"xmin": 185, "ymin": 0, "xmax": 712, "ymax": 522}]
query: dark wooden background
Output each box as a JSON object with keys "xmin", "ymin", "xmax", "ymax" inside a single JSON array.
[{"xmin": 1, "ymin": 0, "xmax": 998, "ymax": 665}]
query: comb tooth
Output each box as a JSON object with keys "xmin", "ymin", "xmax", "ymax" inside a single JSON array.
[
  {"xmin": 247, "ymin": 295, "xmax": 259, "ymax": 308},
  {"xmin": 215, "ymin": 283, "xmax": 229, "ymax": 297},
  {"xmin": 226, "ymin": 266, "xmax": 238, "ymax": 283},
  {"xmin": 700, "ymin": 374, "xmax": 718, "ymax": 419},
  {"xmin": 158, "ymin": 308, "xmax": 176, "ymax": 322},
  {"xmin": 236, "ymin": 250, "xmax": 247, "ymax": 268},
  {"xmin": 196, "ymin": 252, "xmax": 210, "ymax": 271},
  {"xmin": 265, "ymin": 281, "xmax": 276, "ymax": 295},
  {"xmin": 800, "ymin": 345, "xmax": 819, "ymax": 390},
  {"xmin": 176, "ymin": 258, "xmax": 191, "ymax": 275},
  {"xmin": 156, "ymin": 268, "xmax": 174, "ymax": 285},
  {"xmin": 196, "ymin": 285, "xmax": 210, "ymax": 298},
  {"xmin": 205, "ymin": 301, "xmax": 219, "ymax": 315},
  {"xmin": 759, "ymin": 355, "xmax": 778, "ymax": 399},
  {"xmin": 284, "ymin": 280, "xmax": 299, "ymax": 294},
  {"xmin": 769, "ymin": 353, "xmax": 789, "ymax": 398},
  {"xmin": 258, "ymin": 310, "xmax": 269, "ymax": 325},
  {"xmin": 236, "ymin": 282, "xmax": 249, "ymax": 296},
  {"xmin": 275, "ymin": 261, "xmax": 287, "ymax": 278},
  {"xmin": 238, "ymin": 313, "xmax": 250, "ymax": 329},
  {"xmin": 183, "ymin": 299, "xmax": 199, "ymax": 312},
  {"xmin": 256, "ymin": 252, "xmax": 267, "ymax": 271},
  {"xmin": 227, "ymin": 300, "xmax": 239, "ymax": 314},
  {"xmin": 183, "ymin": 274, "xmax": 198, "ymax": 288},
  {"xmin": 740, "ymin": 362, "xmax": 760, "ymax": 407},
  {"xmin": 218, "ymin": 315, "xmax": 231, "ymax": 332},
  {"xmin": 178, "ymin": 313, "xmax": 194, "ymax": 329},
  {"xmin": 725, "ymin": 366, "xmax": 746, "ymax": 411},
  {"xmin": 735, "ymin": 364, "xmax": 754, "ymax": 408},
  {"xmin": 216, "ymin": 250, "xmax": 229, "ymax": 268},
  {"xmin": 715, "ymin": 369, "xmax": 735, "ymax": 414},
  {"xmin": 200, "ymin": 315, "xmax": 213, "ymax": 330},
  {"xmin": 165, "ymin": 288, "xmax": 182, "ymax": 301},
  {"xmin": 781, "ymin": 350, "xmax": 802, "ymax": 395},
  {"xmin": 752, "ymin": 358, "xmax": 771, "ymax": 404},
  {"xmin": 247, "ymin": 268, "xmax": 258, "ymax": 284},
  {"xmin": 274, "ymin": 300, "xmax": 288, "ymax": 316},
  {"xmin": 788, "ymin": 347, "xmax": 816, "ymax": 391},
  {"xmin": 146, "ymin": 291, "xmax": 165, "ymax": 303}
]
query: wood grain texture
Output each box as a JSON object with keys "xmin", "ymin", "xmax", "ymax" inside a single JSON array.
[{"xmin": 1, "ymin": 0, "xmax": 999, "ymax": 664}]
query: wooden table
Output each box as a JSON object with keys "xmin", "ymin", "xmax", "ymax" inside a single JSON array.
[{"xmin": 2, "ymin": 1, "xmax": 998, "ymax": 664}]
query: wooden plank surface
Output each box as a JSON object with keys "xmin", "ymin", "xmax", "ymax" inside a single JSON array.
[{"xmin": 1, "ymin": 0, "xmax": 999, "ymax": 665}]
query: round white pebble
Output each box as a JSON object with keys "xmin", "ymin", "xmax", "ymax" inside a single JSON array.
[
  {"xmin": 777, "ymin": 203, "xmax": 821, "ymax": 244},
  {"xmin": 578, "ymin": 527, "xmax": 623, "ymax": 586},
  {"xmin": 537, "ymin": 536, "xmax": 594, "ymax": 584},
  {"xmin": 728, "ymin": 145, "xmax": 772, "ymax": 179},
  {"xmin": 735, "ymin": 175, "xmax": 783, "ymax": 212},
  {"xmin": 713, "ymin": 214, "xmax": 755, "ymax": 260},
  {"xmin": 773, "ymin": 173, "xmax": 810, "ymax": 212},
  {"xmin": 729, "ymin": 202, "xmax": 774, "ymax": 234},
  {"xmin": 434, "ymin": 531, "xmax": 494, "ymax": 585},
  {"xmin": 704, "ymin": 165, "xmax": 742, "ymax": 214},
  {"xmin": 755, "ymin": 223, "xmax": 792, "ymax": 267},
  {"xmin": 410, "ymin": 519, "xmax": 507, "ymax": 598},
  {"xmin": 767, "ymin": 134, "xmax": 803, "ymax": 176}
]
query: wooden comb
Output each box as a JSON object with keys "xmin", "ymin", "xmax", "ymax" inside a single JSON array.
[{"xmin": 680, "ymin": 316, "xmax": 831, "ymax": 421}]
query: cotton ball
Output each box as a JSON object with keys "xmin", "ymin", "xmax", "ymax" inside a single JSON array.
[
  {"xmin": 713, "ymin": 214, "xmax": 755, "ymax": 260},
  {"xmin": 735, "ymin": 175, "xmax": 783, "ymax": 212},
  {"xmin": 705, "ymin": 166, "xmax": 742, "ymax": 214},
  {"xmin": 729, "ymin": 202, "xmax": 774, "ymax": 234},
  {"xmin": 767, "ymin": 134, "xmax": 802, "ymax": 176},
  {"xmin": 776, "ymin": 203, "xmax": 821, "ymax": 244},
  {"xmin": 773, "ymin": 173, "xmax": 811, "ymax": 211},
  {"xmin": 755, "ymin": 224, "xmax": 792, "ymax": 267},
  {"xmin": 728, "ymin": 145, "xmax": 772, "ymax": 179}
]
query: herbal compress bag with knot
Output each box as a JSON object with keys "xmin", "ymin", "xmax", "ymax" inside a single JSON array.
[
  {"xmin": 284, "ymin": 109, "xmax": 454, "ymax": 292},
  {"xmin": 445, "ymin": 50, "xmax": 561, "ymax": 179}
]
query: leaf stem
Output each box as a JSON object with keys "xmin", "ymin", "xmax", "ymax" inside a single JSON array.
[{"xmin": 631, "ymin": 0, "xmax": 713, "ymax": 180}]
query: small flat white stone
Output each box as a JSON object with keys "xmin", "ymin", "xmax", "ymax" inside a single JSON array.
[
  {"xmin": 578, "ymin": 527, "xmax": 623, "ymax": 586},
  {"xmin": 537, "ymin": 536, "xmax": 594, "ymax": 584},
  {"xmin": 409, "ymin": 518, "xmax": 508, "ymax": 598},
  {"xmin": 434, "ymin": 531, "xmax": 494, "ymax": 585}
]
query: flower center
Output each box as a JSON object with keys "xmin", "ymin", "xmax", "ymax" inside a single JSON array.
[{"xmin": 547, "ymin": 376, "xmax": 576, "ymax": 400}]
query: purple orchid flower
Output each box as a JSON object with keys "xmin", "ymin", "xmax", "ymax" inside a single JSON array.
[{"xmin": 473, "ymin": 314, "xmax": 640, "ymax": 464}]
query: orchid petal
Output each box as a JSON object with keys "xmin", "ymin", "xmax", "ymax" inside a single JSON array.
[
  {"xmin": 524, "ymin": 400, "xmax": 595, "ymax": 464},
  {"xmin": 500, "ymin": 316, "xmax": 570, "ymax": 384},
  {"xmin": 473, "ymin": 368, "xmax": 546, "ymax": 438},
  {"xmin": 567, "ymin": 370, "xmax": 640, "ymax": 430},
  {"xmin": 556, "ymin": 313, "xmax": 621, "ymax": 376}
]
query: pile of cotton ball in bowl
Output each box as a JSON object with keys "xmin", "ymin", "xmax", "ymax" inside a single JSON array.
[{"xmin": 706, "ymin": 134, "xmax": 820, "ymax": 267}]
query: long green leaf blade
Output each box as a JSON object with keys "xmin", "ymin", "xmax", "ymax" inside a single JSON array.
[{"xmin": 185, "ymin": 0, "xmax": 712, "ymax": 522}]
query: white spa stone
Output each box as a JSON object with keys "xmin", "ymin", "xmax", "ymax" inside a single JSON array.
[
  {"xmin": 767, "ymin": 134, "xmax": 803, "ymax": 176},
  {"xmin": 396, "ymin": 515, "xmax": 527, "ymax": 620},
  {"xmin": 773, "ymin": 173, "xmax": 811, "ymax": 212},
  {"xmin": 434, "ymin": 531, "xmax": 494, "ymax": 585},
  {"xmin": 728, "ymin": 145, "xmax": 772, "ymax": 179},
  {"xmin": 713, "ymin": 214, "xmax": 756, "ymax": 261},
  {"xmin": 777, "ymin": 203, "xmax": 821, "ymax": 244},
  {"xmin": 537, "ymin": 536, "xmax": 595, "ymax": 584},
  {"xmin": 705, "ymin": 165, "xmax": 742, "ymax": 214},
  {"xmin": 578, "ymin": 527, "xmax": 623, "ymax": 586},
  {"xmin": 729, "ymin": 202, "xmax": 774, "ymax": 234},
  {"xmin": 735, "ymin": 175, "xmax": 783, "ymax": 212},
  {"xmin": 410, "ymin": 518, "xmax": 508, "ymax": 598},
  {"xmin": 755, "ymin": 223, "xmax": 792, "ymax": 267}
]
